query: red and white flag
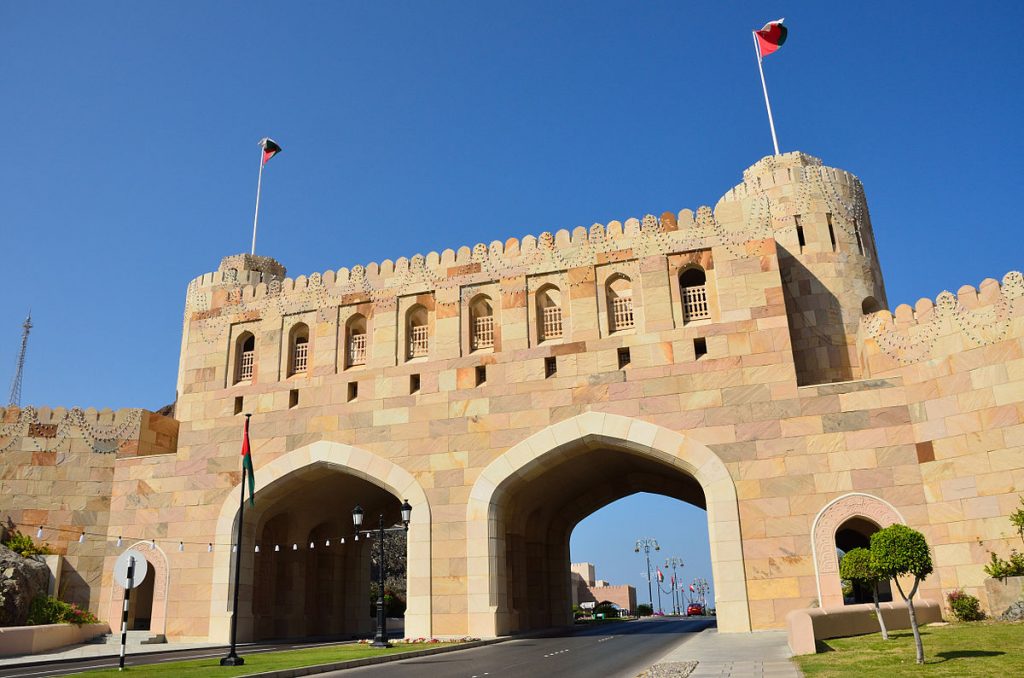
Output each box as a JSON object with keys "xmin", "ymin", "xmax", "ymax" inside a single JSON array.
[
  {"xmin": 689, "ymin": 584, "xmax": 695, "ymax": 593},
  {"xmin": 754, "ymin": 19, "xmax": 787, "ymax": 58},
  {"xmin": 656, "ymin": 568, "xmax": 664, "ymax": 583}
]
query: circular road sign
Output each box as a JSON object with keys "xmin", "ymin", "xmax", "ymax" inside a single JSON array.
[{"xmin": 113, "ymin": 550, "xmax": 149, "ymax": 589}]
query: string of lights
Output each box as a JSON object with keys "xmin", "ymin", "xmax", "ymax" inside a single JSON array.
[{"xmin": 27, "ymin": 523, "xmax": 371, "ymax": 554}]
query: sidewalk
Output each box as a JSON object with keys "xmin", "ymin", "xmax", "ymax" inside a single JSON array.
[
  {"xmin": 0, "ymin": 633, "xmax": 219, "ymax": 668},
  {"xmin": 643, "ymin": 627, "xmax": 803, "ymax": 678}
]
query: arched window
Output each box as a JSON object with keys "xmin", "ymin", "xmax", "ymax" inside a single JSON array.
[
  {"xmin": 606, "ymin": 275, "xmax": 634, "ymax": 333},
  {"xmin": 345, "ymin": 314, "xmax": 367, "ymax": 367},
  {"xmin": 861, "ymin": 296, "xmax": 881, "ymax": 315},
  {"xmin": 536, "ymin": 285, "xmax": 563, "ymax": 342},
  {"xmin": 407, "ymin": 305, "xmax": 429, "ymax": 359},
  {"xmin": 288, "ymin": 323, "xmax": 310, "ymax": 377},
  {"xmin": 679, "ymin": 267, "xmax": 709, "ymax": 321},
  {"xmin": 470, "ymin": 295, "xmax": 495, "ymax": 351},
  {"xmin": 234, "ymin": 332, "xmax": 256, "ymax": 384}
]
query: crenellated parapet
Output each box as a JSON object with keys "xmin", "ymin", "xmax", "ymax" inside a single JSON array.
[
  {"xmin": 0, "ymin": 406, "xmax": 178, "ymax": 456},
  {"xmin": 859, "ymin": 271, "xmax": 1024, "ymax": 375}
]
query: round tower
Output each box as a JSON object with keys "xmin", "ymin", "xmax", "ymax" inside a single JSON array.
[{"xmin": 718, "ymin": 152, "xmax": 888, "ymax": 385}]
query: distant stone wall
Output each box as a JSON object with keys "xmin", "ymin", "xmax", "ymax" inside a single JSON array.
[{"xmin": 0, "ymin": 407, "xmax": 178, "ymax": 611}]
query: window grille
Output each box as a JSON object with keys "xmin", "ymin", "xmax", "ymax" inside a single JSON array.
[
  {"xmin": 239, "ymin": 350, "xmax": 254, "ymax": 381},
  {"xmin": 472, "ymin": 315, "xmax": 494, "ymax": 350},
  {"xmin": 292, "ymin": 339, "xmax": 308, "ymax": 374},
  {"xmin": 611, "ymin": 296, "xmax": 635, "ymax": 332},
  {"xmin": 541, "ymin": 306, "xmax": 563, "ymax": 340},
  {"xmin": 409, "ymin": 325, "xmax": 429, "ymax": 358},
  {"xmin": 348, "ymin": 332, "xmax": 366, "ymax": 366},
  {"xmin": 682, "ymin": 285, "xmax": 710, "ymax": 321}
]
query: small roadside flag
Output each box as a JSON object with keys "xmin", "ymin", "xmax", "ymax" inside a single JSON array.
[
  {"xmin": 241, "ymin": 416, "xmax": 255, "ymax": 506},
  {"xmin": 690, "ymin": 584, "xmax": 695, "ymax": 593},
  {"xmin": 656, "ymin": 568, "xmax": 664, "ymax": 583},
  {"xmin": 754, "ymin": 19, "xmax": 787, "ymax": 58},
  {"xmin": 260, "ymin": 137, "xmax": 282, "ymax": 165}
]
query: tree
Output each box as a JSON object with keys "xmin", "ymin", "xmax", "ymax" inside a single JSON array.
[
  {"xmin": 870, "ymin": 524, "xmax": 933, "ymax": 664},
  {"xmin": 1009, "ymin": 496, "xmax": 1024, "ymax": 548},
  {"xmin": 839, "ymin": 547, "xmax": 888, "ymax": 640}
]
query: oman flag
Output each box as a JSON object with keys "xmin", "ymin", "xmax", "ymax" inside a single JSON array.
[
  {"xmin": 259, "ymin": 137, "xmax": 282, "ymax": 165},
  {"xmin": 241, "ymin": 416, "xmax": 255, "ymax": 506},
  {"xmin": 690, "ymin": 584, "xmax": 695, "ymax": 593},
  {"xmin": 755, "ymin": 19, "xmax": 787, "ymax": 58},
  {"xmin": 656, "ymin": 568, "xmax": 664, "ymax": 583}
]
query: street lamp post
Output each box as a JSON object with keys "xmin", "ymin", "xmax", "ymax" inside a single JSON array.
[
  {"xmin": 664, "ymin": 557, "xmax": 684, "ymax": 616},
  {"xmin": 352, "ymin": 499, "xmax": 413, "ymax": 649},
  {"xmin": 633, "ymin": 538, "xmax": 660, "ymax": 615}
]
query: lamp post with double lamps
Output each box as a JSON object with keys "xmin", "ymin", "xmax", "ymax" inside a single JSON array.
[
  {"xmin": 352, "ymin": 499, "xmax": 413, "ymax": 648},
  {"xmin": 633, "ymin": 537, "xmax": 660, "ymax": 615},
  {"xmin": 664, "ymin": 557, "xmax": 684, "ymax": 616}
]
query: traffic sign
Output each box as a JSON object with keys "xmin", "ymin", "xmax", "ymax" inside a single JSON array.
[{"xmin": 113, "ymin": 550, "xmax": 148, "ymax": 589}]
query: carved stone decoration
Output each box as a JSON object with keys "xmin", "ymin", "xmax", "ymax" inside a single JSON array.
[{"xmin": 810, "ymin": 492, "xmax": 904, "ymax": 608}]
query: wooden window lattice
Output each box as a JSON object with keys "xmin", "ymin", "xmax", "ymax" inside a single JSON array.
[
  {"xmin": 472, "ymin": 315, "xmax": 495, "ymax": 350},
  {"xmin": 541, "ymin": 305, "xmax": 563, "ymax": 340},
  {"xmin": 292, "ymin": 339, "xmax": 308, "ymax": 374},
  {"xmin": 409, "ymin": 325, "xmax": 429, "ymax": 358},
  {"xmin": 682, "ymin": 285, "xmax": 710, "ymax": 321},
  {"xmin": 348, "ymin": 332, "xmax": 366, "ymax": 366},
  {"xmin": 239, "ymin": 350, "xmax": 254, "ymax": 381},
  {"xmin": 611, "ymin": 296, "xmax": 635, "ymax": 332}
]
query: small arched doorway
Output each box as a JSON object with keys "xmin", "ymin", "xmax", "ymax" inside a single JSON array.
[
  {"xmin": 128, "ymin": 567, "xmax": 155, "ymax": 630},
  {"xmin": 835, "ymin": 516, "xmax": 892, "ymax": 605}
]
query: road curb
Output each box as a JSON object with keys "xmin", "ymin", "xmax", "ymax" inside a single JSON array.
[{"xmin": 241, "ymin": 639, "xmax": 507, "ymax": 678}]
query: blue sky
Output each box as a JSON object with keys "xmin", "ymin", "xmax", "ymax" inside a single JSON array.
[{"xmin": 3, "ymin": 2, "xmax": 1023, "ymax": 603}]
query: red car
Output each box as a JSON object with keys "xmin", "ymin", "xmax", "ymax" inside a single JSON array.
[{"xmin": 686, "ymin": 603, "xmax": 704, "ymax": 616}]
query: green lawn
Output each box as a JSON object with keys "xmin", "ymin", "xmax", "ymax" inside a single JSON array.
[
  {"xmin": 81, "ymin": 642, "xmax": 456, "ymax": 677},
  {"xmin": 796, "ymin": 622, "xmax": 1024, "ymax": 677}
]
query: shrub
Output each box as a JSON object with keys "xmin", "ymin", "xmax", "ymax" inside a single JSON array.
[
  {"xmin": 2, "ymin": 530, "xmax": 52, "ymax": 557},
  {"xmin": 946, "ymin": 589, "xmax": 985, "ymax": 622},
  {"xmin": 983, "ymin": 549, "xmax": 1024, "ymax": 581},
  {"xmin": 26, "ymin": 596, "xmax": 99, "ymax": 626},
  {"xmin": 636, "ymin": 603, "xmax": 653, "ymax": 616}
]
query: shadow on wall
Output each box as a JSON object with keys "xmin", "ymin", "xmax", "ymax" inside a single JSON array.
[{"xmin": 777, "ymin": 245, "xmax": 854, "ymax": 385}]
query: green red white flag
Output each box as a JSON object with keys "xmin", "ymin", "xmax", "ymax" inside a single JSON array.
[
  {"xmin": 656, "ymin": 568, "xmax": 664, "ymax": 583},
  {"xmin": 755, "ymin": 19, "xmax": 787, "ymax": 58},
  {"xmin": 241, "ymin": 417, "xmax": 255, "ymax": 506},
  {"xmin": 259, "ymin": 137, "xmax": 282, "ymax": 165}
]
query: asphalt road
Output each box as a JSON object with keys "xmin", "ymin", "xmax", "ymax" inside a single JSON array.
[{"xmin": 331, "ymin": 617, "xmax": 715, "ymax": 678}]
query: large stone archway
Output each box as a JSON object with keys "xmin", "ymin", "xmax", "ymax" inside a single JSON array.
[
  {"xmin": 466, "ymin": 412, "xmax": 750, "ymax": 636},
  {"xmin": 810, "ymin": 492, "xmax": 903, "ymax": 608},
  {"xmin": 209, "ymin": 441, "xmax": 431, "ymax": 641}
]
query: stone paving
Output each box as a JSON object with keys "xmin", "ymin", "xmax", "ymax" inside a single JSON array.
[{"xmin": 642, "ymin": 628, "xmax": 802, "ymax": 678}]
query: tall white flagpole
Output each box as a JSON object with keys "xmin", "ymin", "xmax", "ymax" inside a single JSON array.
[
  {"xmin": 251, "ymin": 142, "xmax": 265, "ymax": 255},
  {"xmin": 753, "ymin": 31, "xmax": 781, "ymax": 156}
]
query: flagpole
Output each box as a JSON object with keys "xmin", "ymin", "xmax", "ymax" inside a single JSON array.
[
  {"xmin": 753, "ymin": 31, "xmax": 781, "ymax": 156},
  {"xmin": 220, "ymin": 413, "xmax": 250, "ymax": 667},
  {"xmin": 251, "ymin": 148, "xmax": 265, "ymax": 256}
]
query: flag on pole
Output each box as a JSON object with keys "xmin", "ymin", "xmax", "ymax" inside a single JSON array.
[
  {"xmin": 690, "ymin": 584, "xmax": 695, "ymax": 593},
  {"xmin": 241, "ymin": 416, "xmax": 255, "ymax": 506},
  {"xmin": 754, "ymin": 19, "xmax": 787, "ymax": 58},
  {"xmin": 657, "ymin": 568, "xmax": 664, "ymax": 583},
  {"xmin": 671, "ymin": 575, "xmax": 676, "ymax": 586},
  {"xmin": 259, "ymin": 137, "xmax": 282, "ymax": 165}
]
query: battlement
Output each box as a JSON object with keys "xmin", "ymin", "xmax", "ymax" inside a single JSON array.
[
  {"xmin": 859, "ymin": 271, "xmax": 1024, "ymax": 375},
  {"xmin": 0, "ymin": 406, "xmax": 178, "ymax": 456}
]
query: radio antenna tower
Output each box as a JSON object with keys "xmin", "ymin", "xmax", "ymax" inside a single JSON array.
[{"xmin": 8, "ymin": 312, "xmax": 32, "ymax": 407}]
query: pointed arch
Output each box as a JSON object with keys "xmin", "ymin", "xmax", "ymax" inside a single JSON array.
[
  {"xmin": 465, "ymin": 412, "xmax": 749, "ymax": 636},
  {"xmin": 106, "ymin": 541, "xmax": 170, "ymax": 637},
  {"xmin": 209, "ymin": 441, "xmax": 432, "ymax": 641},
  {"xmin": 810, "ymin": 492, "xmax": 904, "ymax": 608}
]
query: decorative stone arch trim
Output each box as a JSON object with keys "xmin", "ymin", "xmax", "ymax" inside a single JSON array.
[
  {"xmin": 465, "ymin": 411, "xmax": 750, "ymax": 636},
  {"xmin": 208, "ymin": 440, "xmax": 431, "ymax": 641},
  {"xmin": 106, "ymin": 541, "xmax": 169, "ymax": 637},
  {"xmin": 810, "ymin": 492, "xmax": 904, "ymax": 608}
]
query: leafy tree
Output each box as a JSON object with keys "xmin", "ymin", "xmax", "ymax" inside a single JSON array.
[
  {"xmin": 636, "ymin": 603, "xmax": 653, "ymax": 616},
  {"xmin": 870, "ymin": 524, "xmax": 933, "ymax": 664},
  {"xmin": 1009, "ymin": 496, "xmax": 1024, "ymax": 548},
  {"xmin": 839, "ymin": 547, "xmax": 888, "ymax": 640}
]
